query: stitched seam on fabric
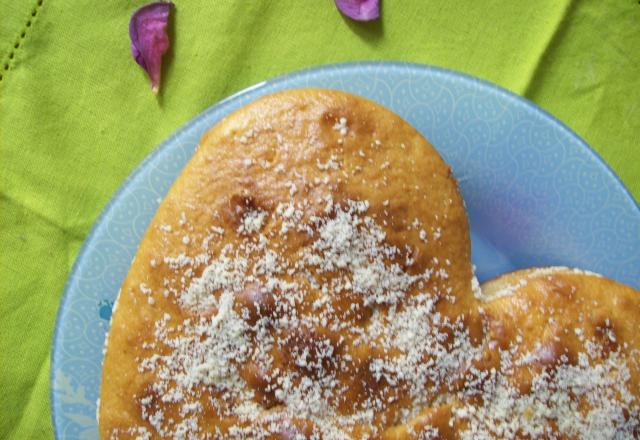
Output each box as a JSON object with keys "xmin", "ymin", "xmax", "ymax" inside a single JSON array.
[{"xmin": 0, "ymin": 0, "xmax": 45, "ymax": 83}]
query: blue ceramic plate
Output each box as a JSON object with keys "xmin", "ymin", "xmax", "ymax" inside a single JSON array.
[{"xmin": 51, "ymin": 62, "xmax": 640, "ymax": 439}]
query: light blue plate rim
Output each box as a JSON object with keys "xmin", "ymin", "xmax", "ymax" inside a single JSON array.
[{"xmin": 50, "ymin": 61, "xmax": 639, "ymax": 438}]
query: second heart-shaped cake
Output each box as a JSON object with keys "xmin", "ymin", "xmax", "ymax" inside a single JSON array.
[{"xmin": 98, "ymin": 89, "xmax": 639, "ymax": 439}]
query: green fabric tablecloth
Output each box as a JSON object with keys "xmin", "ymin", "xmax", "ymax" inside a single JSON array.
[{"xmin": 1, "ymin": 1, "xmax": 638, "ymax": 438}]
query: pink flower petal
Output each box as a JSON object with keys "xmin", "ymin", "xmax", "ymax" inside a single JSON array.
[
  {"xmin": 129, "ymin": 2, "xmax": 173, "ymax": 94},
  {"xmin": 335, "ymin": 0, "xmax": 379, "ymax": 21}
]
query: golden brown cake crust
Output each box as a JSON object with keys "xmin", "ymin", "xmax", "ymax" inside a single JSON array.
[
  {"xmin": 448, "ymin": 268, "xmax": 640, "ymax": 439},
  {"xmin": 384, "ymin": 268, "xmax": 640, "ymax": 439},
  {"xmin": 99, "ymin": 89, "xmax": 474, "ymax": 439},
  {"xmin": 98, "ymin": 88, "xmax": 640, "ymax": 439}
]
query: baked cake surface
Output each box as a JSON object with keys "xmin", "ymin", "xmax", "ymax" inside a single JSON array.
[
  {"xmin": 99, "ymin": 89, "xmax": 640, "ymax": 439},
  {"xmin": 99, "ymin": 89, "xmax": 476, "ymax": 439},
  {"xmin": 385, "ymin": 268, "xmax": 640, "ymax": 439},
  {"xmin": 465, "ymin": 268, "xmax": 640, "ymax": 439}
]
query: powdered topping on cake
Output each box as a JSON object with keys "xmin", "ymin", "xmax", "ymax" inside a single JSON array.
[
  {"xmin": 99, "ymin": 89, "xmax": 639, "ymax": 440},
  {"xmin": 127, "ymin": 198, "xmax": 479, "ymax": 438},
  {"xmin": 452, "ymin": 342, "xmax": 639, "ymax": 439},
  {"xmin": 121, "ymin": 191, "xmax": 640, "ymax": 439}
]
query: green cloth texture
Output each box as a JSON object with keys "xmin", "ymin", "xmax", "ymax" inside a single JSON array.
[{"xmin": 1, "ymin": 0, "xmax": 638, "ymax": 438}]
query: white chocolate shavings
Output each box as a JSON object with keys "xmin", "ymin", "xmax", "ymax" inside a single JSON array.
[
  {"xmin": 471, "ymin": 275, "xmax": 482, "ymax": 300},
  {"xmin": 302, "ymin": 200, "xmax": 433, "ymax": 306},
  {"xmin": 123, "ymin": 199, "xmax": 635, "ymax": 439},
  {"xmin": 452, "ymin": 342, "xmax": 639, "ymax": 439},
  {"xmin": 284, "ymin": 181, "xmax": 298, "ymax": 196},
  {"xmin": 333, "ymin": 117, "xmax": 348, "ymax": 137},
  {"xmin": 130, "ymin": 197, "xmax": 463, "ymax": 438},
  {"xmin": 112, "ymin": 426, "xmax": 151, "ymax": 439},
  {"xmin": 163, "ymin": 253, "xmax": 193, "ymax": 269},
  {"xmin": 142, "ymin": 293, "xmax": 252, "ymax": 390},
  {"xmin": 179, "ymin": 251, "xmax": 250, "ymax": 312},
  {"xmin": 316, "ymin": 155, "xmax": 341, "ymax": 171},
  {"xmin": 356, "ymin": 294, "xmax": 480, "ymax": 406},
  {"xmin": 238, "ymin": 209, "xmax": 267, "ymax": 234}
]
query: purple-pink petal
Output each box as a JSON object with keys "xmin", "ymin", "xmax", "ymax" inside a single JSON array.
[
  {"xmin": 335, "ymin": 0, "xmax": 379, "ymax": 21},
  {"xmin": 129, "ymin": 2, "xmax": 173, "ymax": 94}
]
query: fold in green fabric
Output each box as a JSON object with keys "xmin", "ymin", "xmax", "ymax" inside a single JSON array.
[{"xmin": 0, "ymin": 1, "xmax": 638, "ymax": 438}]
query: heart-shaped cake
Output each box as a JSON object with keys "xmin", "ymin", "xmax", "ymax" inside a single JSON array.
[{"xmin": 99, "ymin": 90, "xmax": 639, "ymax": 439}]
